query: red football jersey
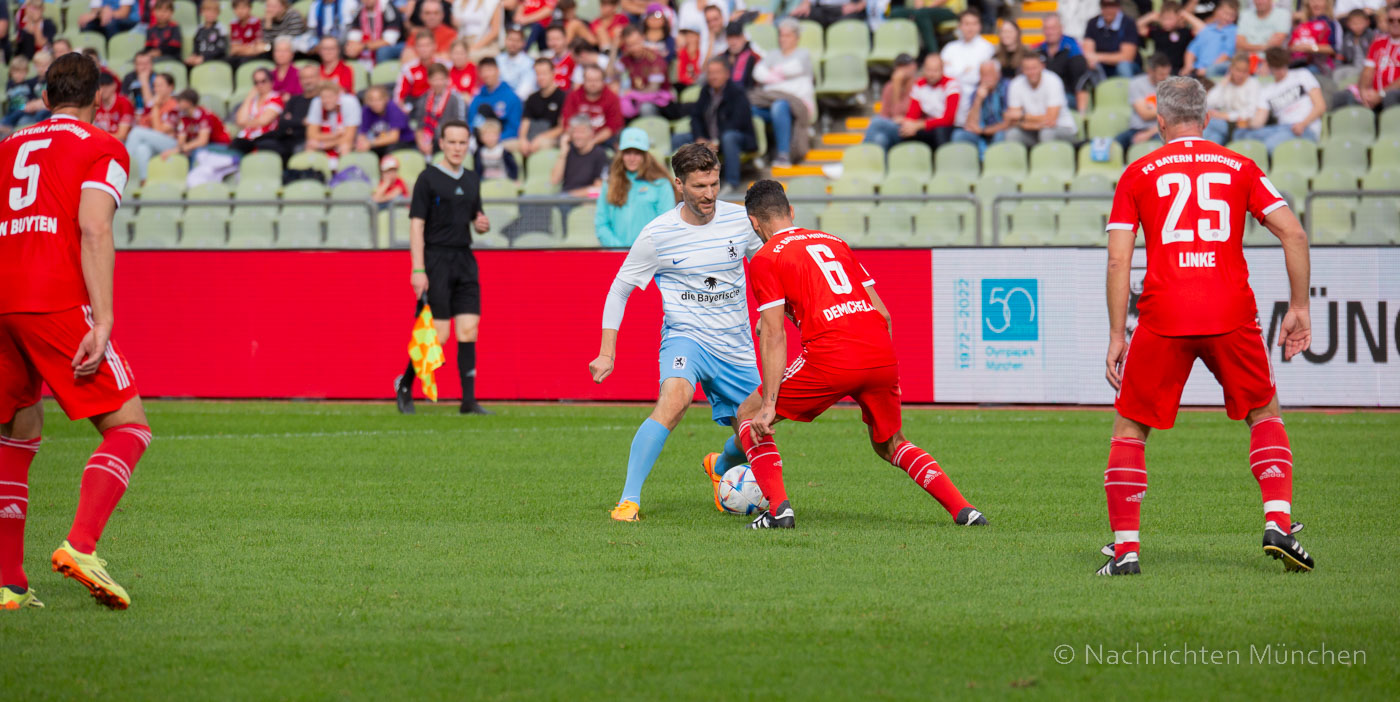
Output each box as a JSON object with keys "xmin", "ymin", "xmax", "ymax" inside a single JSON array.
[
  {"xmin": 749, "ymin": 227, "xmax": 897, "ymax": 369},
  {"xmin": 0, "ymin": 115, "xmax": 130, "ymax": 315},
  {"xmin": 176, "ymin": 106, "xmax": 231, "ymax": 144},
  {"xmin": 1365, "ymin": 35, "xmax": 1400, "ymax": 93},
  {"xmin": 93, "ymin": 93, "xmax": 135, "ymax": 137},
  {"xmin": 450, "ymin": 64, "xmax": 478, "ymax": 96},
  {"xmin": 1107, "ymin": 136, "xmax": 1287, "ymax": 337},
  {"xmin": 320, "ymin": 62, "xmax": 355, "ymax": 92}
]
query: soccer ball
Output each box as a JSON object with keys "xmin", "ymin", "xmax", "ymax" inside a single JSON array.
[{"xmin": 718, "ymin": 465, "xmax": 769, "ymax": 515}]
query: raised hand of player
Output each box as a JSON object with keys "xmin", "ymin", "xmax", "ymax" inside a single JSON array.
[
  {"xmin": 1105, "ymin": 335, "xmax": 1128, "ymax": 391},
  {"xmin": 71, "ymin": 324, "xmax": 111, "ymax": 378},
  {"xmin": 473, "ymin": 212, "xmax": 490, "ymax": 234},
  {"xmin": 588, "ymin": 354, "xmax": 614, "ymax": 384},
  {"xmin": 750, "ymin": 404, "xmax": 778, "ymax": 440},
  {"xmin": 1277, "ymin": 306, "xmax": 1312, "ymax": 361}
]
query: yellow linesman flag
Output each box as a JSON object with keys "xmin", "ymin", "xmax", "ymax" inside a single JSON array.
[{"xmin": 407, "ymin": 304, "xmax": 445, "ymax": 401}]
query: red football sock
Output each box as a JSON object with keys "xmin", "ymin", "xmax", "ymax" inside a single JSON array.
[
  {"xmin": 0, "ymin": 436, "xmax": 40, "ymax": 589},
  {"xmin": 1105, "ymin": 437, "xmax": 1147, "ymax": 558},
  {"xmin": 890, "ymin": 442, "xmax": 970, "ymax": 517},
  {"xmin": 1250, "ymin": 417, "xmax": 1293, "ymax": 529},
  {"xmin": 67, "ymin": 425, "xmax": 150, "ymax": 554},
  {"xmin": 737, "ymin": 420, "xmax": 787, "ymax": 514}
]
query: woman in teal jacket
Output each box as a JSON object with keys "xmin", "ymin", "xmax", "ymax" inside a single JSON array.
[{"xmin": 595, "ymin": 127, "xmax": 676, "ymax": 247}]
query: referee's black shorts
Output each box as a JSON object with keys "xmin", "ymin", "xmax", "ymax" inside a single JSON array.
[{"xmin": 424, "ymin": 247, "xmax": 481, "ymax": 317}]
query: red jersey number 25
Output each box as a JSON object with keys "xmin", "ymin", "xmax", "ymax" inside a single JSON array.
[
  {"xmin": 1155, "ymin": 172, "xmax": 1231, "ymax": 244},
  {"xmin": 9, "ymin": 138, "xmax": 51, "ymax": 210}
]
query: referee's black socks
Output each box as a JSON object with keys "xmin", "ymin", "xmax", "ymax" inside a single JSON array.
[{"xmin": 458, "ymin": 342, "xmax": 477, "ymax": 408}]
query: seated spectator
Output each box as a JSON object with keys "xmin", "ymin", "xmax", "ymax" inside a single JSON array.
[
  {"xmin": 1184, "ymin": 0, "xmax": 1238, "ymax": 78},
  {"xmin": 900, "ymin": 54, "xmax": 960, "ymax": 150},
  {"xmin": 412, "ymin": 63, "xmax": 468, "ymax": 154},
  {"xmin": 356, "ymin": 85, "xmax": 413, "ymax": 156},
  {"xmin": 473, "ymin": 118, "xmax": 520, "ymax": 181},
  {"xmin": 1335, "ymin": 0, "xmax": 1382, "ymax": 21},
  {"xmin": 570, "ymin": 40, "xmax": 611, "ymax": 88},
  {"xmin": 545, "ymin": 26, "xmax": 576, "ymax": 91},
  {"xmin": 306, "ymin": 0, "xmax": 359, "ymax": 43},
  {"xmin": 864, "ymin": 53, "xmax": 917, "ymax": 151},
  {"xmin": 753, "ymin": 19, "xmax": 816, "ymax": 168},
  {"xmin": 1, "ymin": 55, "xmax": 44, "ymax": 135},
  {"xmin": 397, "ymin": 32, "xmax": 445, "ymax": 106},
  {"xmin": 787, "ymin": 0, "xmax": 866, "ymax": 27},
  {"xmin": 162, "ymin": 88, "xmax": 232, "ymax": 162},
  {"xmin": 306, "ymin": 80, "xmax": 363, "ymax": 164},
  {"xmin": 417, "ymin": 0, "xmax": 458, "ymax": 57},
  {"xmin": 677, "ymin": 28, "xmax": 703, "ymax": 88},
  {"xmin": 641, "ymin": 4, "xmax": 677, "ymax": 64},
  {"xmin": 122, "ymin": 51, "xmax": 156, "ymax": 114},
  {"xmin": 126, "ymin": 72, "xmax": 180, "ymax": 182},
  {"xmin": 952, "ymin": 60, "xmax": 1011, "ymax": 157},
  {"xmin": 52, "ymin": 37, "xmax": 74, "ymax": 57},
  {"xmin": 270, "ymin": 37, "xmax": 302, "ymax": 97},
  {"xmin": 346, "ymin": 0, "xmax": 406, "ymax": 63},
  {"xmin": 15, "ymin": 0, "xmax": 56, "ymax": 60},
  {"xmin": 269, "ymin": 64, "xmax": 324, "ymax": 158},
  {"xmin": 317, "ymin": 36, "xmax": 354, "ymax": 92},
  {"xmin": 468, "ymin": 58, "xmax": 525, "ymax": 146},
  {"xmin": 519, "ymin": 59, "xmax": 566, "ymax": 156},
  {"xmin": 514, "ymin": 0, "xmax": 559, "ymax": 51},
  {"xmin": 1005, "ymin": 52, "xmax": 1078, "ymax": 146},
  {"xmin": 551, "ymin": 116, "xmax": 609, "ymax": 197},
  {"xmin": 232, "ymin": 68, "xmax": 286, "ymax": 154},
  {"xmin": 80, "ymin": 0, "xmax": 141, "ymax": 40},
  {"xmin": 943, "ymin": 11, "xmax": 997, "ymax": 125},
  {"xmin": 1084, "ymin": 0, "xmax": 1140, "ymax": 80},
  {"xmin": 559, "ymin": 64, "xmax": 623, "ymax": 149},
  {"xmin": 373, "ymin": 154, "xmax": 410, "ymax": 204},
  {"xmin": 187, "ymin": 0, "xmax": 229, "ymax": 68},
  {"xmin": 702, "ymin": 5, "xmax": 727, "ymax": 63},
  {"xmin": 454, "ymin": 0, "xmax": 506, "ymax": 60},
  {"xmin": 1137, "ymin": 2, "xmax": 1202, "ymax": 75},
  {"xmin": 592, "ymin": 0, "xmax": 631, "ymax": 51},
  {"xmin": 671, "ymin": 57, "xmax": 757, "ymax": 194},
  {"xmin": 723, "ymin": 22, "xmax": 760, "ymax": 89},
  {"xmin": 1336, "ymin": 3, "xmax": 1400, "ymax": 111},
  {"xmin": 498, "ymin": 28, "xmax": 538, "ymax": 99},
  {"xmin": 1040, "ymin": 15, "xmax": 1089, "ymax": 110},
  {"xmin": 229, "ymin": 0, "xmax": 266, "ymax": 64},
  {"xmin": 1289, "ymin": 0, "xmax": 1342, "ymax": 72},
  {"xmin": 618, "ymin": 26, "xmax": 674, "ymax": 118},
  {"xmin": 1338, "ymin": 8, "xmax": 1380, "ymax": 68},
  {"xmin": 1202, "ymin": 55, "xmax": 1260, "ymax": 143},
  {"xmin": 597, "ymin": 127, "xmax": 675, "ymax": 247},
  {"xmin": 263, "ymin": 0, "xmax": 309, "ymax": 52},
  {"xmin": 1236, "ymin": 0, "xmax": 1291, "ymax": 64},
  {"xmin": 890, "ymin": 0, "xmax": 958, "ymax": 54},
  {"xmin": 560, "ymin": 0, "xmax": 600, "ymax": 47},
  {"xmin": 93, "ymin": 72, "xmax": 135, "ymax": 142},
  {"xmin": 1116, "ymin": 53, "xmax": 1173, "ymax": 152},
  {"xmin": 1235, "ymin": 47, "xmax": 1326, "ymax": 152},
  {"xmin": 144, "ymin": 0, "xmax": 183, "ymax": 61},
  {"xmin": 995, "ymin": 21, "xmax": 1032, "ymax": 79},
  {"xmin": 448, "ymin": 40, "xmax": 480, "ymax": 96}
]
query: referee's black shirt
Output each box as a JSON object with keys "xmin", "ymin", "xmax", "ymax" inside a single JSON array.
[{"xmin": 409, "ymin": 163, "xmax": 485, "ymax": 249}]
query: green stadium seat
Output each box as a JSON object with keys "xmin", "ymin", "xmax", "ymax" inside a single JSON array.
[
  {"xmin": 880, "ymin": 175, "xmax": 923, "ymax": 196},
  {"xmin": 370, "ymin": 60, "xmax": 402, "ymax": 87},
  {"xmin": 481, "ymin": 179, "xmax": 521, "ymax": 199},
  {"xmin": 1126, "ymin": 140, "xmax": 1160, "ymax": 163},
  {"xmin": 63, "ymin": 3, "xmax": 88, "ymax": 34},
  {"xmin": 1268, "ymin": 171, "xmax": 1310, "ymax": 214},
  {"xmin": 748, "ymin": 23, "xmax": 778, "ymax": 54},
  {"xmin": 349, "ymin": 62, "xmax": 369, "ymax": 92},
  {"xmin": 1029, "ymin": 141, "xmax": 1075, "ymax": 179},
  {"xmin": 233, "ymin": 179, "xmax": 280, "ymax": 218},
  {"xmin": 1361, "ymin": 168, "xmax": 1400, "ymax": 191},
  {"xmin": 1086, "ymin": 108, "xmax": 1130, "ymax": 139},
  {"xmin": 1002, "ymin": 202, "xmax": 1057, "ymax": 245},
  {"xmin": 511, "ymin": 232, "xmax": 559, "ymax": 249},
  {"xmin": 982, "ymin": 141, "xmax": 1028, "ymax": 177},
  {"xmin": 331, "ymin": 180, "xmax": 373, "ymax": 202},
  {"xmin": 815, "ymin": 55, "xmax": 869, "ymax": 99},
  {"xmin": 831, "ymin": 177, "xmax": 876, "ymax": 197},
  {"xmin": 784, "ymin": 176, "xmax": 828, "ymax": 202},
  {"xmin": 1271, "ymin": 139, "xmax": 1319, "ymax": 177},
  {"xmin": 1227, "ymin": 139, "xmax": 1269, "ymax": 173},
  {"xmin": 277, "ymin": 210, "xmax": 325, "ymax": 248},
  {"xmin": 975, "ymin": 173, "xmax": 1019, "ymax": 232},
  {"xmin": 1313, "ymin": 168, "xmax": 1360, "ymax": 196},
  {"xmin": 325, "ymin": 207, "xmax": 374, "ymax": 249},
  {"xmin": 865, "ymin": 205, "xmax": 915, "ymax": 244},
  {"xmin": 1379, "ymin": 105, "xmax": 1400, "ymax": 136},
  {"xmin": 288, "ymin": 151, "xmax": 332, "ymax": 179},
  {"xmin": 239, "ymin": 151, "xmax": 283, "ymax": 183},
  {"xmin": 69, "ymin": 32, "xmax": 107, "ymax": 60},
  {"xmin": 524, "ymin": 148, "xmax": 558, "ymax": 184},
  {"xmin": 1094, "ymin": 77, "xmax": 1130, "ymax": 109},
  {"xmin": 797, "ymin": 20, "xmax": 825, "ymax": 61},
  {"xmin": 840, "ymin": 144, "xmax": 885, "ymax": 182},
  {"xmin": 337, "ymin": 151, "xmax": 381, "ymax": 181},
  {"xmin": 1309, "ymin": 200, "xmax": 1353, "ymax": 244},
  {"xmin": 191, "ymin": 62, "xmax": 234, "ymax": 100},
  {"xmin": 113, "ymin": 205, "xmax": 135, "ymax": 248},
  {"xmin": 575, "ymin": 0, "xmax": 601, "ymax": 20},
  {"xmin": 869, "ymin": 19, "xmax": 917, "ymax": 64},
  {"xmin": 679, "ymin": 84, "xmax": 701, "ymax": 105},
  {"xmin": 108, "ymin": 32, "xmax": 146, "ymax": 66},
  {"xmin": 628, "ymin": 116, "xmax": 671, "ymax": 152},
  {"xmin": 1371, "ymin": 136, "xmax": 1400, "ymax": 172},
  {"xmin": 146, "ymin": 156, "xmax": 189, "ymax": 186},
  {"xmin": 1078, "ymin": 141, "xmax": 1124, "ymax": 175},
  {"xmin": 1069, "ymin": 172, "xmax": 1114, "ymax": 193},
  {"xmin": 927, "ymin": 172, "xmax": 973, "ymax": 194},
  {"xmin": 153, "ymin": 60, "xmax": 188, "ymax": 92},
  {"xmin": 1352, "ymin": 199, "xmax": 1400, "ymax": 244},
  {"xmin": 131, "ymin": 209, "xmax": 180, "ymax": 248},
  {"xmin": 1056, "ymin": 201, "xmax": 1108, "ymax": 245},
  {"xmin": 887, "ymin": 141, "xmax": 932, "ymax": 180},
  {"xmin": 934, "ymin": 141, "xmax": 978, "ymax": 174},
  {"xmin": 1243, "ymin": 219, "xmax": 1275, "ymax": 245},
  {"xmin": 198, "ymin": 94, "xmax": 226, "ymax": 119},
  {"xmin": 179, "ymin": 209, "xmax": 228, "ymax": 248},
  {"xmin": 236, "ymin": 60, "xmax": 276, "ymax": 93},
  {"xmin": 913, "ymin": 202, "xmax": 976, "ymax": 245},
  {"xmin": 564, "ymin": 205, "xmax": 598, "ymax": 247},
  {"xmin": 1021, "ymin": 173, "xmax": 1067, "ymax": 194},
  {"xmin": 825, "ymin": 20, "xmax": 870, "ymax": 60},
  {"xmin": 173, "ymin": 1, "xmax": 197, "ymax": 29},
  {"xmin": 1327, "ymin": 106, "xmax": 1375, "ymax": 145},
  {"xmin": 818, "ymin": 205, "xmax": 865, "ymax": 237},
  {"xmin": 1320, "ymin": 139, "xmax": 1369, "ymax": 176}
]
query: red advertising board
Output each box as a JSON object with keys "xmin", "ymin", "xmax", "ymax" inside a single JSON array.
[{"xmin": 110, "ymin": 250, "xmax": 934, "ymax": 402}]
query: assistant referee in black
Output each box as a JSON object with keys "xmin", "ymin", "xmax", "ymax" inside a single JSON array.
[{"xmin": 395, "ymin": 119, "xmax": 492, "ymax": 415}]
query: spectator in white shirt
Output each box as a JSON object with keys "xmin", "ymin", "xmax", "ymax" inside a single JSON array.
[
  {"xmin": 1235, "ymin": 46, "xmax": 1327, "ymax": 152},
  {"xmin": 1236, "ymin": 0, "xmax": 1292, "ymax": 62},
  {"xmin": 941, "ymin": 10, "xmax": 997, "ymax": 125},
  {"xmin": 497, "ymin": 27, "xmax": 539, "ymax": 100},
  {"xmin": 1202, "ymin": 55, "xmax": 1260, "ymax": 143},
  {"xmin": 1004, "ymin": 53, "xmax": 1078, "ymax": 145}
]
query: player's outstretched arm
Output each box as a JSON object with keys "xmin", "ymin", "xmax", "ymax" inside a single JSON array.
[
  {"xmin": 74, "ymin": 189, "xmax": 119, "ymax": 378},
  {"xmin": 1104, "ymin": 229, "xmax": 1136, "ymax": 390},
  {"xmin": 1263, "ymin": 206, "xmax": 1312, "ymax": 361},
  {"xmin": 751, "ymin": 306, "xmax": 787, "ymax": 439},
  {"xmin": 593, "ymin": 233, "xmax": 660, "ymax": 383}
]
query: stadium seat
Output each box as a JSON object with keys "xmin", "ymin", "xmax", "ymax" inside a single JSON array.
[
  {"xmin": 1029, "ymin": 141, "xmax": 1075, "ymax": 179},
  {"xmin": 831, "ymin": 177, "xmax": 876, "ymax": 198},
  {"xmin": 1242, "ymin": 219, "xmax": 1275, "ymax": 245},
  {"xmin": 235, "ymin": 60, "xmax": 276, "ymax": 93},
  {"xmin": 1077, "ymin": 141, "xmax": 1124, "ymax": 175},
  {"xmin": 1352, "ymin": 199, "xmax": 1400, "ymax": 244},
  {"xmin": 1069, "ymin": 172, "xmax": 1114, "ymax": 193},
  {"xmin": 575, "ymin": 0, "xmax": 601, "ymax": 20},
  {"xmin": 173, "ymin": 1, "xmax": 197, "ymax": 29},
  {"xmin": 869, "ymin": 19, "xmax": 917, "ymax": 64},
  {"xmin": 1313, "ymin": 168, "xmax": 1360, "ymax": 197},
  {"xmin": 234, "ymin": 179, "xmax": 280, "ymax": 218},
  {"xmin": 975, "ymin": 173, "xmax": 1019, "ymax": 233},
  {"xmin": 1362, "ymin": 168, "xmax": 1400, "ymax": 191},
  {"xmin": 887, "ymin": 141, "xmax": 932, "ymax": 180},
  {"xmin": 524, "ymin": 148, "xmax": 558, "ymax": 185},
  {"xmin": 815, "ymin": 56, "xmax": 869, "ymax": 99},
  {"xmin": 797, "ymin": 20, "xmax": 825, "ymax": 61},
  {"xmin": 108, "ymin": 32, "xmax": 146, "ymax": 66},
  {"xmin": 349, "ymin": 62, "xmax": 369, "ymax": 92},
  {"xmin": 679, "ymin": 84, "xmax": 701, "ymax": 105},
  {"xmin": 1020, "ymin": 173, "xmax": 1067, "ymax": 194},
  {"xmin": 825, "ymin": 20, "xmax": 870, "ymax": 61},
  {"xmin": 481, "ymin": 179, "xmax": 521, "ymax": 200},
  {"xmin": 982, "ymin": 141, "xmax": 1028, "ymax": 177},
  {"xmin": 1268, "ymin": 171, "xmax": 1310, "ymax": 214},
  {"xmin": 1309, "ymin": 199, "xmax": 1354, "ymax": 244},
  {"xmin": 1126, "ymin": 140, "xmax": 1159, "ymax": 163},
  {"xmin": 1320, "ymin": 139, "xmax": 1369, "ymax": 176},
  {"xmin": 288, "ymin": 151, "xmax": 332, "ymax": 179},
  {"xmin": 179, "ymin": 209, "xmax": 228, "ymax": 248},
  {"xmin": 1094, "ymin": 77, "xmax": 1131, "ymax": 109},
  {"xmin": 563, "ymin": 205, "xmax": 598, "ymax": 246},
  {"xmin": 331, "ymin": 180, "xmax": 373, "ymax": 202},
  {"xmin": 512, "ymin": 232, "xmax": 559, "ymax": 249},
  {"xmin": 198, "ymin": 94, "xmax": 226, "ymax": 118},
  {"xmin": 1380, "ymin": 106, "xmax": 1400, "ymax": 136},
  {"xmin": 1372, "ymin": 136, "xmax": 1400, "ymax": 171},
  {"xmin": 934, "ymin": 141, "xmax": 977, "ymax": 174},
  {"xmin": 239, "ymin": 151, "xmax": 283, "ymax": 183},
  {"xmin": 277, "ymin": 209, "xmax": 325, "ymax": 248},
  {"xmin": 154, "ymin": 60, "xmax": 188, "ymax": 92},
  {"xmin": 69, "ymin": 32, "xmax": 107, "ymax": 60},
  {"xmin": 1272, "ymin": 139, "xmax": 1319, "ymax": 177},
  {"xmin": 747, "ymin": 23, "xmax": 778, "ymax": 55},
  {"xmin": 282, "ymin": 180, "xmax": 328, "ymax": 219},
  {"xmin": 337, "ymin": 151, "xmax": 381, "ymax": 181},
  {"xmin": 146, "ymin": 156, "xmax": 189, "ymax": 186},
  {"xmin": 1327, "ymin": 106, "xmax": 1376, "ymax": 145},
  {"xmin": 324, "ymin": 206, "xmax": 374, "ymax": 249},
  {"xmin": 913, "ymin": 202, "xmax": 976, "ymax": 245},
  {"xmin": 63, "ymin": 3, "xmax": 88, "ymax": 33},
  {"xmin": 370, "ymin": 60, "xmax": 402, "ymax": 87},
  {"xmin": 818, "ymin": 205, "xmax": 865, "ymax": 237},
  {"xmin": 191, "ymin": 62, "xmax": 234, "ymax": 100},
  {"xmin": 629, "ymin": 116, "xmax": 670, "ymax": 152},
  {"xmin": 1056, "ymin": 201, "xmax": 1108, "ymax": 245},
  {"xmin": 1227, "ymin": 139, "xmax": 1269, "ymax": 172},
  {"xmin": 390, "ymin": 149, "xmax": 427, "ymax": 185},
  {"xmin": 840, "ymin": 144, "xmax": 885, "ymax": 182},
  {"xmin": 113, "ymin": 205, "xmax": 135, "ymax": 248},
  {"xmin": 1002, "ymin": 202, "xmax": 1057, "ymax": 245},
  {"xmin": 131, "ymin": 209, "xmax": 180, "ymax": 249},
  {"xmin": 865, "ymin": 205, "xmax": 915, "ymax": 244},
  {"xmin": 927, "ymin": 171, "xmax": 973, "ymax": 194},
  {"xmin": 880, "ymin": 175, "xmax": 923, "ymax": 196},
  {"xmin": 1086, "ymin": 109, "xmax": 1130, "ymax": 139}
]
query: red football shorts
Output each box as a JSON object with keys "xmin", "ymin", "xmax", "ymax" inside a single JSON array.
[
  {"xmin": 0, "ymin": 306, "xmax": 138, "ymax": 423},
  {"xmin": 1116, "ymin": 322, "xmax": 1275, "ymax": 430},
  {"xmin": 775, "ymin": 356, "xmax": 903, "ymax": 443}
]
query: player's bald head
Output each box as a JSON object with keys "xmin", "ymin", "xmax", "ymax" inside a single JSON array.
[
  {"xmin": 1155, "ymin": 76, "xmax": 1207, "ymax": 130},
  {"xmin": 43, "ymin": 52, "xmax": 100, "ymax": 111}
]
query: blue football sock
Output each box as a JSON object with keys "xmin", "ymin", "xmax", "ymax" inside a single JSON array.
[
  {"xmin": 714, "ymin": 434, "xmax": 746, "ymax": 475},
  {"xmin": 619, "ymin": 418, "xmax": 670, "ymax": 505}
]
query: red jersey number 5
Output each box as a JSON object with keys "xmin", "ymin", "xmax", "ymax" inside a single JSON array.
[
  {"xmin": 9, "ymin": 138, "xmax": 51, "ymax": 210},
  {"xmin": 806, "ymin": 244, "xmax": 852, "ymax": 294}
]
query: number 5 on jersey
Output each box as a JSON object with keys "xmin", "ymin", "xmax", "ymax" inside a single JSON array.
[{"xmin": 9, "ymin": 139, "xmax": 50, "ymax": 210}]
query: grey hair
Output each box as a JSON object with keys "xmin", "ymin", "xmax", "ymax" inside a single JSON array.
[
  {"xmin": 273, "ymin": 36, "xmax": 294, "ymax": 50},
  {"xmin": 778, "ymin": 18, "xmax": 800, "ymax": 36},
  {"xmin": 1156, "ymin": 76, "xmax": 1207, "ymax": 128}
]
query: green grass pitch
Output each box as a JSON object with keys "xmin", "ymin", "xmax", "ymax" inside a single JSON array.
[{"xmin": 1, "ymin": 401, "xmax": 1397, "ymax": 700}]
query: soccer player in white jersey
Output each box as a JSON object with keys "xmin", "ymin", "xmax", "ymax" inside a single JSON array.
[{"xmin": 588, "ymin": 144, "xmax": 764, "ymax": 522}]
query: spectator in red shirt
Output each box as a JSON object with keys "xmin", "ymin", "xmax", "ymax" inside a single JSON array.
[
  {"xmin": 559, "ymin": 0, "xmax": 600, "ymax": 47},
  {"xmin": 591, "ymin": 0, "xmax": 630, "ymax": 51},
  {"xmin": 144, "ymin": 0, "xmax": 183, "ymax": 61},
  {"xmin": 229, "ymin": 0, "xmax": 265, "ymax": 64},
  {"xmin": 546, "ymin": 25, "xmax": 575, "ymax": 90},
  {"xmin": 676, "ymin": 28, "xmax": 702, "ymax": 87},
  {"xmin": 1341, "ymin": 3, "xmax": 1400, "ymax": 111},
  {"xmin": 231, "ymin": 68, "xmax": 286, "ymax": 154},
  {"xmin": 93, "ymin": 72, "xmax": 135, "ymax": 141},
  {"xmin": 161, "ymin": 89, "xmax": 231, "ymax": 165},
  {"xmin": 617, "ymin": 26, "xmax": 673, "ymax": 118},
  {"xmin": 515, "ymin": 0, "xmax": 558, "ymax": 50},
  {"xmin": 899, "ymin": 53, "xmax": 960, "ymax": 150},
  {"xmin": 559, "ymin": 65, "xmax": 623, "ymax": 149},
  {"xmin": 396, "ymin": 32, "xmax": 444, "ymax": 106},
  {"xmin": 448, "ymin": 39, "xmax": 479, "ymax": 96},
  {"xmin": 317, "ymin": 36, "xmax": 355, "ymax": 92},
  {"xmin": 373, "ymin": 154, "xmax": 409, "ymax": 204}
]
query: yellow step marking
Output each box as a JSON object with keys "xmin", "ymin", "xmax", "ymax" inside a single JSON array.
[
  {"xmin": 771, "ymin": 165, "xmax": 827, "ymax": 177},
  {"xmin": 821, "ymin": 132, "xmax": 864, "ymax": 145},
  {"xmin": 1023, "ymin": 1, "xmax": 1059, "ymax": 12},
  {"xmin": 805, "ymin": 149, "xmax": 846, "ymax": 162},
  {"xmin": 1017, "ymin": 17, "xmax": 1043, "ymax": 29},
  {"xmin": 846, "ymin": 117, "xmax": 871, "ymax": 130}
]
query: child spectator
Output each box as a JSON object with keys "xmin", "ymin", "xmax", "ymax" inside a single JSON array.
[
  {"xmin": 1, "ymin": 55, "xmax": 43, "ymax": 135},
  {"xmin": 187, "ymin": 0, "xmax": 229, "ymax": 67},
  {"xmin": 449, "ymin": 39, "xmax": 480, "ymax": 96},
  {"xmin": 93, "ymin": 72, "xmax": 136, "ymax": 141},
  {"xmin": 472, "ymin": 118, "xmax": 520, "ymax": 181},
  {"xmin": 642, "ymin": 4, "xmax": 676, "ymax": 63},
  {"xmin": 163, "ymin": 88, "xmax": 232, "ymax": 165},
  {"xmin": 519, "ymin": 58, "xmax": 566, "ymax": 156},
  {"xmin": 357, "ymin": 85, "xmax": 413, "ymax": 156},
  {"xmin": 373, "ymin": 154, "xmax": 410, "ymax": 204},
  {"xmin": 1290, "ymin": 0, "xmax": 1342, "ymax": 72},
  {"xmin": 317, "ymin": 36, "xmax": 354, "ymax": 92},
  {"xmin": 229, "ymin": 0, "xmax": 265, "ymax": 63},
  {"xmin": 550, "ymin": 116, "xmax": 608, "ymax": 197},
  {"xmin": 144, "ymin": 0, "xmax": 183, "ymax": 61},
  {"xmin": 676, "ymin": 28, "xmax": 702, "ymax": 87},
  {"xmin": 1338, "ymin": 9, "xmax": 1379, "ymax": 67},
  {"xmin": 467, "ymin": 58, "xmax": 523, "ymax": 146},
  {"xmin": 545, "ymin": 25, "xmax": 575, "ymax": 90},
  {"xmin": 591, "ymin": 0, "xmax": 630, "ymax": 51}
]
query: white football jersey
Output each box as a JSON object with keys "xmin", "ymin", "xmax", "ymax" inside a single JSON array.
[{"xmin": 615, "ymin": 200, "xmax": 763, "ymax": 365}]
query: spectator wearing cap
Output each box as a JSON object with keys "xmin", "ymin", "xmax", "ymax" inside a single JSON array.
[
  {"xmin": 1039, "ymin": 14, "xmax": 1089, "ymax": 110},
  {"xmin": 1083, "ymin": 0, "xmax": 1140, "ymax": 79},
  {"xmin": 899, "ymin": 54, "xmax": 960, "ymax": 150},
  {"xmin": 1115, "ymin": 52, "xmax": 1172, "ymax": 153},
  {"xmin": 374, "ymin": 154, "xmax": 410, "ymax": 205},
  {"xmin": 752, "ymin": 18, "xmax": 816, "ymax": 168},
  {"xmin": 890, "ymin": 0, "xmax": 959, "ymax": 53},
  {"xmin": 357, "ymin": 85, "xmax": 414, "ymax": 156},
  {"xmin": 723, "ymin": 23, "xmax": 760, "ymax": 89},
  {"xmin": 641, "ymin": 4, "xmax": 677, "ymax": 64},
  {"xmin": 863, "ymin": 53, "xmax": 918, "ymax": 151},
  {"xmin": 1004, "ymin": 52, "xmax": 1078, "ymax": 145},
  {"xmin": 467, "ymin": 58, "xmax": 524, "ymax": 148},
  {"xmin": 1236, "ymin": 0, "xmax": 1291, "ymax": 63},
  {"xmin": 559, "ymin": 64, "xmax": 624, "ymax": 149},
  {"xmin": 952, "ymin": 60, "xmax": 1010, "ymax": 157},
  {"xmin": 671, "ymin": 57, "xmax": 757, "ymax": 195},
  {"xmin": 1183, "ymin": 0, "xmax": 1239, "ymax": 79},
  {"xmin": 597, "ymin": 127, "xmax": 676, "ymax": 247}
]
